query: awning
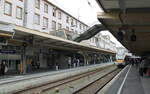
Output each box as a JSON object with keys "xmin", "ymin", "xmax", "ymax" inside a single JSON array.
[{"xmin": 0, "ymin": 24, "xmax": 116, "ymax": 54}]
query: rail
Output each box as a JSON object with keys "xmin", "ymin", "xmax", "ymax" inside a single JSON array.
[{"xmin": 9, "ymin": 65, "xmax": 116, "ymax": 94}]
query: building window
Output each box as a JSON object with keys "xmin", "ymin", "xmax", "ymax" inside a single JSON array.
[
  {"xmin": 71, "ymin": 29, "xmax": 74, "ymax": 32},
  {"xmin": 92, "ymin": 38, "xmax": 95, "ymax": 43},
  {"xmin": 53, "ymin": 8, "xmax": 56, "ymax": 17},
  {"xmin": 66, "ymin": 26, "xmax": 69, "ymax": 31},
  {"xmin": 83, "ymin": 26, "xmax": 85, "ymax": 30},
  {"xmin": 58, "ymin": 23, "xmax": 62, "ymax": 30},
  {"xmin": 58, "ymin": 11, "xmax": 61, "ymax": 20},
  {"xmin": 71, "ymin": 18, "xmax": 74, "ymax": 26},
  {"xmin": 52, "ymin": 21, "xmax": 56, "ymax": 31},
  {"xmin": 16, "ymin": 6, "xmax": 23, "ymax": 19},
  {"xmin": 4, "ymin": 1, "xmax": 12, "ymax": 16},
  {"xmin": 44, "ymin": 3, "xmax": 48, "ymax": 13},
  {"xmin": 34, "ymin": 13, "xmax": 40, "ymax": 25},
  {"xmin": 35, "ymin": 0, "xmax": 40, "ymax": 9},
  {"xmin": 43, "ymin": 17, "xmax": 48, "ymax": 28},
  {"xmin": 66, "ymin": 16, "xmax": 69, "ymax": 23},
  {"xmin": 76, "ymin": 21, "xmax": 78, "ymax": 27},
  {"xmin": 18, "ymin": 0, "xmax": 23, "ymax": 2},
  {"xmin": 75, "ymin": 30, "xmax": 78, "ymax": 34},
  {"xmin": 85, "ymin": 26, "xmax": 88, "ymax": 30},
  {"xmin": 80, "ymin": 24, "xmax": 82, "ymax": 29}
]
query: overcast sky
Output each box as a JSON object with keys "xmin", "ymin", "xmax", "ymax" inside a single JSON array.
[{"xmin": 49, "ymin": 0, "xmax": 123, "ymax": 47}]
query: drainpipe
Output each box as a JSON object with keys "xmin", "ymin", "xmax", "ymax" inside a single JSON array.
[{"xmin": 23, "ymin": 0, "xmax": 28, "ymax": 27}]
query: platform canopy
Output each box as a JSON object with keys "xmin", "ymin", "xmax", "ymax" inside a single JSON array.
[
  {"xmin": 97, "ymin": 0, "xmax": 150, "ymax": 56},
  {"xmin": 0, "ymin": 23, "xmax": 115, "ymax": 54}
]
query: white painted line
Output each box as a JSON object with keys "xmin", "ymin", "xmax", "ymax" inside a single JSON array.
[
  {"xmin": 97, "ymin": 65, "xmax": 129, "ymax": 94},
  {"xmin": 117, "ymin": 65, "xmax": 132, "ymax": 94}
]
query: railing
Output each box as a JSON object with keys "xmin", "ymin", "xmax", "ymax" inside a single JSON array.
[
  {"xmin": 49, "ymin": 29, "xmax": 80, "ymax": 40},
  {"xmin": 49, "ymin": 29, "xmax": 67, "ymax": 39}
]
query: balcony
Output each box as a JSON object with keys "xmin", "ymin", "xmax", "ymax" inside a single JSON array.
[
  {"xmin": 49, "ymin": 29, "xmax": 80, "ymax": 41},
  {"xmin": 49, "ymin": 29, "xmax": 67, "ymax": 39},
  {"xmin": 65, "ymin": 30, "xmax": 79, "ymax": 40}
]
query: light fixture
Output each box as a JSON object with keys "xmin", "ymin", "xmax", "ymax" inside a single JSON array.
[
  {"xmin": 117, "ymin": 27, "xmax": 125, "ymax": 41},
  {"xmin": 130, "ymin": 29, "xmax": 136, "ymax": 42}
]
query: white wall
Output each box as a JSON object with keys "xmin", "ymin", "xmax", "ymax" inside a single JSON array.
[
  {"xmin": 0, "ymin": 0, "xmax": 24, "ymax": 26},
  {"xmin": 0, "ymin": 0, "xmax": 117, "ymax": 52},
  {"xmin": 81, "ymin": 33, "xmax": 117, "ymax": 52},
  {"xmin": 25, "ymin": 0, "xmax": 88, "ymax": 34},
  {"xmin": 0, "ymin": 0, "xmax": 88, "ymax": 34}
]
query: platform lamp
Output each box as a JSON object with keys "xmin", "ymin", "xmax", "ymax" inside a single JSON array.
[
  {"xmin": 130, "ymin": 29, "xmax": 136, "ymax": 42},
  {"xmin": 117, "ymin": 27, "xmax": 126, "ymax": 41}
]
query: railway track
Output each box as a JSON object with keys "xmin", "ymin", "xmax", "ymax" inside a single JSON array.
[
  {"xmin": 73, "ymin": 69, "xmax": 121, "ymax": 94},
  {"xmin": 0, "ymin": 64, "xmax": 110, "ymax": 86},
  {"xmin": 8, "ymin": 65, "xmax": 117, "ymax": 94}
]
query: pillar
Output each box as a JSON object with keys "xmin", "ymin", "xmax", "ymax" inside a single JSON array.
[
  {"xmin": 110, "ymin": 55, "xmax": 113, "ymax": 62},
  {"xmin": 83, "ymin": 53, "xmax": 87, "ymax": 66},
  {"xmin": 21, "ymin": 44, "xmax": 27, "ymax": 74}
]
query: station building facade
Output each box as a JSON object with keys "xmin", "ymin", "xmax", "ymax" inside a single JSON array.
[
  {"xmin": 0, "ymin": 0, "xmax": 116, "ymax": 74},
  {"xmin": 82, "ymin": 33, "xmax": 117, "ymax": 52}
]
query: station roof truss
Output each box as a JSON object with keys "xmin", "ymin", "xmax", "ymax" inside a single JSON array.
[{"xmin": 96, "ymin": 0, "xmax": 150, "ymax": 56}]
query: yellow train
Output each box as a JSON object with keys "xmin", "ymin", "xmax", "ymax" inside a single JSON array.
[{"xmin": 115, "ymin": 59, "xmax": 126, "ymax": 68}]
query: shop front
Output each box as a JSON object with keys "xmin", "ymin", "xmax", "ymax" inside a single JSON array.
[{"xmin": 0, "ymin": 45, "xmax": 21, "ymax": 74}]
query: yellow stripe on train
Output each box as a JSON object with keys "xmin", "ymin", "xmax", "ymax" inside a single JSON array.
[{"xmin": 116, "ymin": 59, "xmax": 124, "ymax": 63}]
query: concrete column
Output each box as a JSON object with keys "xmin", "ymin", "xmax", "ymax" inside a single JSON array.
[
  {"xmin": 83, "ymin": 58, "xmax": 86, "ymax": 66},
  {"xmin": 83, "ymin": 54, "xmax": 89, "ymax": 66},
  {"xmin": 110, "ymin": 55, "xmax": 113, "ymax": 62},
  {"xmin": 82, "ymin": 53, "xmax": 86, "ymax": 66},
  {"xmin": 21, "ymin": 45, "xmax": 27, "ymax": 74}
]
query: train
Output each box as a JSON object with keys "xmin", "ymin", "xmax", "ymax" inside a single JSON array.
[{"xmin": 115, "ymin": 47, "xmax": 131, "ymax": 68}]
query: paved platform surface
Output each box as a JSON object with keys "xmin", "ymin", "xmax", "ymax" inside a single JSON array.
[
  {"xmin": 106, "ymin": 65, "xmax": 150, "ymax": 94},
  {"xmin": 104, "ymin": 65, "xmax": 130, "ymax": 94},
  {"xmin": 141, "ymin": 74, "xmax": 150, "ymax": 94},
  {"xmin": 121, "ymin": 66, "xmax": 145, "ymax": 94},
  {"xmin": 0, "ymin": 63, "xmax": 112, "ymax": 84}
]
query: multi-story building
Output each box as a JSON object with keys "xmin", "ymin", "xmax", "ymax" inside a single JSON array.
[
  {"xmin": 0, "ymin": 0, "xmax": 116, "ymax": 74},
  {"xmin": 0, "ymin": 0, "xmax": 116, "ymax": 51},
  {"xmin": 0, "ymin": 0, "xmax": 24, "ymax": 25},
  {"xmin": 0, "ymin": 0, "xmax": 88, "ymax": 36},
  {"xmin": 81, "ymin": 33, "xmax": 117, "ymax": 52}
]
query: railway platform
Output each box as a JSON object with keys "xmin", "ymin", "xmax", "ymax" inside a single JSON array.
[
  {"xmin": 101, "ymin": 65, "xmax": 150, "ymax": 94},
  {"xmin": 2, "ymin": 63, "xmax": 150, "ymax": 94},
  {"xmin": 0, "ymin": 62, "xmax": 115, "ymax": 94}
]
